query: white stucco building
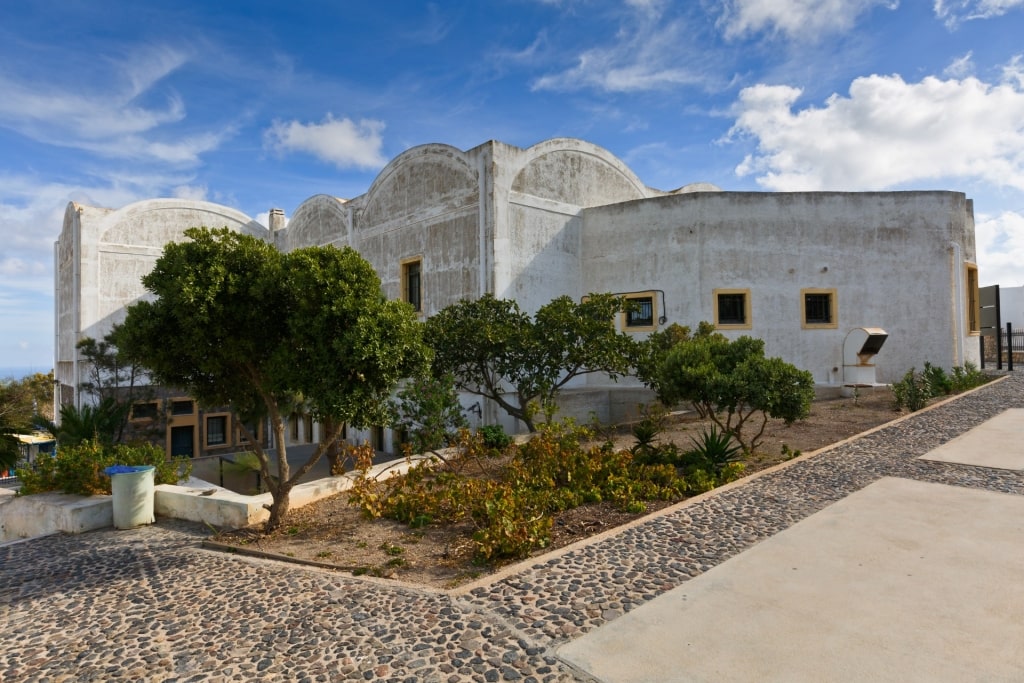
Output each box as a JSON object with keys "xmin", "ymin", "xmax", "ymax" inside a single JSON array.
[{"xmin": 55, "ymin": 137, "xmax": 981, "ymax": 451}]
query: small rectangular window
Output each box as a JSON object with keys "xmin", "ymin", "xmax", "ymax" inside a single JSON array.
[
  {"xmin": 237, "ymin": 419, "xmax": 259, "ymax": 445},
  {"xmin": 206, "ymin": 415, "xmax": 228, "ymax": 447},
  {"xmin": 402, "ymin": 258, "xmax": 422, "ymax": 313},
  {"xmin": 171, "ymin": 400, "xmax": 193, "ymax": 415},
  {"xmin": 801, "ymin": 289, "xmax": 838, "ymax": 329},
  {"xmin": 626, "ymin": 296, "xmax": 654, "ymax": 328},
  {"xmin": 714, "ymin": 289, "xmax": 751, "ymax": 329},
  {"xmin": 132, "ymin": 402, "xmax": 159, "ymax": 421}
]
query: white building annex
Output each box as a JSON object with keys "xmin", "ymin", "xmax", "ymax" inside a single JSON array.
[{"xmin": 55, "ymin": 137, "xmax": 981, "ymax": 453}]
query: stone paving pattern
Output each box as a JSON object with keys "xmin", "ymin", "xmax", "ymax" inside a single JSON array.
[{"xmin": 2, "ymin": 374, "xmax": 1022, "ymax": 682}]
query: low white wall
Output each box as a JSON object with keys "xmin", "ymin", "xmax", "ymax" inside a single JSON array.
[
  {"xmin": 0, "ymin": 489, "xmax": 113, "ymax": 543},
  {"xmin": 1, "ymin": 453, "xmax": 441, "ymax": 543}
]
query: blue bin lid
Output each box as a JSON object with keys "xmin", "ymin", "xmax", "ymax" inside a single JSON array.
[{"xmin": 103, "ymin": 465, "xmax": 154, "ymax": 476}]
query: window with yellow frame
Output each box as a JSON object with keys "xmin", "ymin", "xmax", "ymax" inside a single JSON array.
[
  {"xmin": 713, "ymin": 288, "xmax": 752, "ymax": 329},
  {"xmin": 620, "ymin": 291, "xmax": 658, "ymax": 332},
  {"xmin": 204, "ymin": 412, "xmax": 231, "ymax": 448},
  {"xmin": 401, "ymin": 256, "xmax": 423, "ymax": 313},
  {"xmin": 801, "ymin": 288, "xmax": 838, "ymax": 329}
]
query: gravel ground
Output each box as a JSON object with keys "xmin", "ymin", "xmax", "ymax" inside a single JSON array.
[{"xmin": 2, "ymin": 373, "xmax": 1021, "ymax": 682}]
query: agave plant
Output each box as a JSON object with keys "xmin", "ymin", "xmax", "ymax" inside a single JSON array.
[{"xmin": 689, "ymin": 425, "xmax": 743, "ymax": 475}]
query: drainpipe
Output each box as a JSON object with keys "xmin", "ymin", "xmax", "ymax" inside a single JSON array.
[{"xmin": 950, "ymin": 241, "xmax": 964, "ymax": 366}]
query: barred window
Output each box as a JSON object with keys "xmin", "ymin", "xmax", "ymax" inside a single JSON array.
[{"xmin": 626, "ymin": 297, "xmax": 654, "ymax": 328}]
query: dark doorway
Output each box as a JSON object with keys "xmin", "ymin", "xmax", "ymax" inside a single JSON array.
[{"xmin": 171, "ymin": 426, "xmax": 194, "ymax": 458}]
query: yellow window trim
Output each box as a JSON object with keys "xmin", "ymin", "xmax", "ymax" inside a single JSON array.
[
  {"xmin": 965, "ymin": 263, "xmax": 980, "ymax": 336},
  {"xmin": 400, "ymin": 255, "xmax": 424, "ymax": 315},
  {"xmin": 713, "ymin": 288, "xmax": 752, "ymax": 330},
  {"xmin": 204, "ymin": 411, "xmax": 232, "ymax": 449},
  {"xmin": 619, "ymin": 290, "xmax": 659, "ymax": 333},
  {"xmin": 801, "ymin": 288, "xmax": 838, "ymax": 329}
]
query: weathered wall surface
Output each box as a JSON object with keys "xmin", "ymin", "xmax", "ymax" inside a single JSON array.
[
  {"xmin": 53, "ymin": 138, "xmax": 984, "ymax": 438},
  {"xmin": 282, "ymin": 144, "xmax": 485, "ymax": 316},
  {"xmin": 282, "ymin": 195, "xmax": 349, "ymax": 250},
  {"xmin": 581, "ymin": 191, "xmax": 979, "ymax": 384},
  {"xmin": 491, "ymin": 139, "xmax": 656, "ymax": 313},
  {"xmin": 55, "ymin": 199, "xmax": 267, "ymax": 405}
]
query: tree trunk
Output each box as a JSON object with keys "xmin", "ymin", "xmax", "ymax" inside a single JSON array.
[
  {"xmin": 322, "ymin": 415, "xmax": 344, "ymax": 474},
  {"xmin": 265, "ymin": 481, "xmax": 292, "ymax": 531},
  {"xmin": 263, "ymin": 405, "xmax": 291, "ymax": 532}
]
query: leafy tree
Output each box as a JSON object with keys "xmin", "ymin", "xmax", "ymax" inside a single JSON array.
[
  {"xmin": 118, "ymin": 228, "xmax": 428, "ymax": 530},
  {"xmin": 633, "ymin": 321, "xmax": 716, "ymax": 403},
  {"xmin": 657, "ymin": 334, "xmax": 815, "ymax": 453},
  {"xmin": 75, "ymin": 333, "xmax": 152, "ymax": 442},
  {"xmin": 392, "ymin": 372, "xmax": 468, "ymax": 454},
  {"xmin": 0, "ymin": 379, "xmax": 35, "ymax": 470},
  {"xmin": 425, "ymin": 293, "xmax": 638, "ymax": 432}
]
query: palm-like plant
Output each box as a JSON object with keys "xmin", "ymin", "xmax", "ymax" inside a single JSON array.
[{"xmin": 36, "ymin": 398, "xmax": 130, "ymax": 448}]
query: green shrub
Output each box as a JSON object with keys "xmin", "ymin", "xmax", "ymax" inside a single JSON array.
[
  {"xmin": 893, "ymin": 362, "xmax": 991, "ymax": 413},
  {"xmin": 950, "ymin": 362, "xmax": 990, "ymax": 393},
  {"xmin": 892, "ymin": 367, "xmax": 931, "ymax": 412},
  {"xmin": 350, "ymin": 419, "xmax": 690, "ymax": 564},
  {"xmin": 17, "ymin": 439, "xmax": 191, "ymax": 496},
  {"xmin": 922, "ymin": 362, "xmax": 952, "ymax": 396},
  {"xmin": 477, "ymin": 424, "xmax": 512, "ymax": 450}
]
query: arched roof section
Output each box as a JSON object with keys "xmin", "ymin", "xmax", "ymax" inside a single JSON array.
[
  {"xmin": 670, "ymin": 182, "xmax": 723, "ymax": 194},
  {"xmin": 284, "ymin": 194, "xmax": 348, "ymax": 250},
  {"xmin": 360, "ymin": 144, "xmax": 478, "ymax": 228},
  {"xmin": 509, "ymin": 138, "xmax": 652, "ymax": 207},
  {"xmin": 98, "ymin": 198, "xmax": 266, "ymax": 246}
]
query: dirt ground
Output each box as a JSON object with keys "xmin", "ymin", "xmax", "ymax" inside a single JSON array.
[{"xmin": 211, "ymin": 386, "xmax": 900, "ymax": 589}]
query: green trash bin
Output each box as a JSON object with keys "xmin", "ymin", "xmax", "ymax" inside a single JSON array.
[{"xmin": 105, "ymin": 465, "xmax": 156, "ymax": 529}]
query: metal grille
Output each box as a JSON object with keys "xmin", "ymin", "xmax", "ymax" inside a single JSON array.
[
  {"xmin": 804, "ymin": 293, "xmax": 832, "ymax": 324},
  {"xmin": 717, "ymin": 293, "xmax": 746, "ymax": 325},
  {"xmin": 627, "ymin": 297, "xmax": 654, "ymax": 327}
]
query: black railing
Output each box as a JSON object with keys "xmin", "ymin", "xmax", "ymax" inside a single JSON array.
[{"xmin": 981, "ymin": 322, "xmax": 1020, "ymax": 371}]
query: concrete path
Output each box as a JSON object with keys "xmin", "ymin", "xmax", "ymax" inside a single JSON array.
[
  {"xmin": 920, "ymin": 407, "xmax": 1024, "ymax": 470},
  {"xmin": 2, "ymin": 374, "xmax": 1023, "ymax": 682},
  {"xmin": 559, "ymin": 477, "xmax": 1024, "ymax": 682}
]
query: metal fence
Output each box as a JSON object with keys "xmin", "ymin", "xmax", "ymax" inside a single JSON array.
[
  {"xmin": 981, "ymin": 324, "xmax": 1022, "ymax": 370},
  {"xmin": 0, "ymin": 460, "xmax": 31, "ymax": 490}
]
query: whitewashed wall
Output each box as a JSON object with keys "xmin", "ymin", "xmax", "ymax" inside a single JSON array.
[{"xmin": 580, "ymin": 190, "xmax": 979, "ymax": 385}]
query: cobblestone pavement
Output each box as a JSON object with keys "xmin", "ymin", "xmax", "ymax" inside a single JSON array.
[{"xmin": 2, "ymin": 374, "xmax": 1022, "ymax": 682}]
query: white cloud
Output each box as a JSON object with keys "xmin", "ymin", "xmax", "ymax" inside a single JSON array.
[
  {"xmin": 727, "ymin": 67, "xmax": 1024, "ymax": 191},
  {"xmin": 0, "ymin": 45, "xmax": 228, "ymax": 165},
  {"xmin": 719, "ymin": 0, "xmax": 899, "ymax": 40},
  {"xmin": 944, "ymin": 52, "xmax": 975, "ymax": 79},
  {"xmin": 263, "ymin": 115, "xmax": 387, "ymax": 169},
  {"xmin": 172, "ymin": 184, "xmax": 209, "ymax": 201},
  {"xmin": 975, "ymin": 210, "xmax": 1024, "ymax": 286},
  {"xmin": 531, "ymin": 11, "xmax": 703, "ymax": 93},
  {"xmin": 934, "ymin": 0, "xmax": 1024, "ymax": 27}
]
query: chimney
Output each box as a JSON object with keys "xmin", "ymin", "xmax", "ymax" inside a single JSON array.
[{"xmin": 268, "ymin": 208, "xmax": 286, "ymax": 232}]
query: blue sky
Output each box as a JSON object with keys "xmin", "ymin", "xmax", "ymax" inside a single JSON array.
[{"xmin": 2, "ymin": 0, "xmax": 1024, "ymax": 372}]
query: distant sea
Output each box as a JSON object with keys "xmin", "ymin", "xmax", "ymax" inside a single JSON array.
[{"xmin": 0, "ymin": 366, "xmax": 53, "ymax": 381}]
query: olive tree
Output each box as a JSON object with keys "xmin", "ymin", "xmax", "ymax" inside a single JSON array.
[
  {"xmin": 118, "ymin": 228, "xmax": 428, "ymax": 530},
  {"xmin": 425, "ymin": 293, "xmax": 637, "ymax": 432},
  {"xmin": 657, "ymin": 333, "xmax": 815, "ymax": 453},
  {"xmin": 0, "ymin": 379, "xmax": 35, "ymax": 470}
]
